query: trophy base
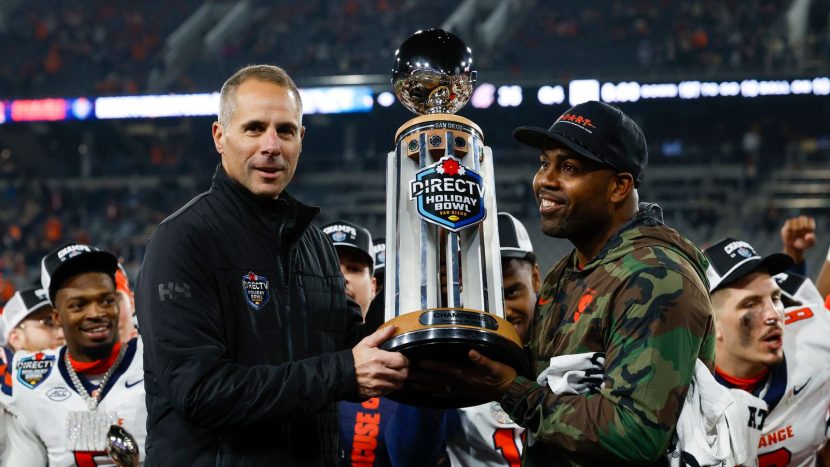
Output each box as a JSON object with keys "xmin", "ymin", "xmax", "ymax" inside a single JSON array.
[{"xmin": 379, "ymin": 309, "xmax": 528, "ymax": 408}]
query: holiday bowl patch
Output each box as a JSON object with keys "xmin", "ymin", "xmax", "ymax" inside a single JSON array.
[
  {"xmin": 242, "ymin": 272, "xmax": 270, "ymax": 310},
  {"xmin": 409, "ymin": 156, "xmax": 486, "ymax": 232},
  {"xmin": 16, "ymin": 353, "xmax": 55, "ymax": 389}
]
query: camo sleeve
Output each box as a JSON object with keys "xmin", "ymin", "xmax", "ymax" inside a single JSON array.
[{"xmin": 501, "ymin": 266, "xmax": 713, "ymax": 464}]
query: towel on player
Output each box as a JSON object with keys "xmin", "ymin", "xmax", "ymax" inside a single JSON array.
[
  {"xmin": 668, "ymin": 359, "xmax": 767, "ymax": 467},
  {"xmin": 535, "ymin": 352, "xmax": 605, "ymax": 395}
]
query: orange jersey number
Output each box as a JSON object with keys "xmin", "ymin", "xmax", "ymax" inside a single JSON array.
[
  {"xmin": 758, "ymin": 447, "xmax": 792, "ymax": 467},
  {"xmin": 493, "ymin": 428, "xmax": 523, "ymax": 467}
]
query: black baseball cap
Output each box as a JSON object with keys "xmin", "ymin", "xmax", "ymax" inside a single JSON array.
[
  {"xmin": 513, "ymin": 100, "xmax": 648, "ymax": 186},
  {"xmin": 372, "ymin": 237, "xmax": 386, "ymax": 276},
  {"xmin": 322, "ymin": 220, "xmax": 374, "ymax": 269},
  {"xmin": 41, "ymin": 242, "xmax": 118, "ymax": 304},
  {"xmin": 703, "ymin": 237, "xmax": 793, "ymax": 293},
  {"xmin": 498, "ymin": 212, "xmax": 535, "ymax": 262}
]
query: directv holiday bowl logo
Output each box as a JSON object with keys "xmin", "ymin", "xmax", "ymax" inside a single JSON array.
[
  {"xmin": 409, "ymin": 156, "xmax": 486, "ymax": 232},
  {"xmin": 16, "ymin": 352, "xmax": 55, "ymax": 389},
  {"xmin": 242, "ymin": 271, "xmax": 270, "ymax": 310}
]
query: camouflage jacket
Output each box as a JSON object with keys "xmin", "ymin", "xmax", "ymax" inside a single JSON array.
[{"xmin": 500, "ymin": 203, "xmax": 715, "ymax": 467}]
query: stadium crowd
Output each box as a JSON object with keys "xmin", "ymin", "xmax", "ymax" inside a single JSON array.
[
  {"xmin": 2, "ymin": 0, "xmax": 829, "ymax": 98},
  {"xmin": 0, "ymin": 0, "xmax": 202, "ymax": 98},
  {"xmin": 0, "ymin": 1, "xmax": 829, "ymax": 465}
]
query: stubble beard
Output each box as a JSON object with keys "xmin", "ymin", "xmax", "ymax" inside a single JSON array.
[
  {"xmin": 541, "ymin": 205, "xmax": 611, "ymax": 241},
  {"xmin": 77, "ymin": 335, "xmax": 118, "ymax": 361}
]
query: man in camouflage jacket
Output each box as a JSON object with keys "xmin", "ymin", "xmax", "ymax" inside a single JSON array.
[
  {"xmin": 501, "ymin": 202, "xmax": 714, "ymax": 466},
  {"xmin": 420, "ymin": 101, "xmax": 714, "ymax": 466}
]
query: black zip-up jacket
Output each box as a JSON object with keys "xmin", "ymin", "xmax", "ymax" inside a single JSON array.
[{"xmin": 135, "ymin": 165, "xmax": 363, "ymax": 466}]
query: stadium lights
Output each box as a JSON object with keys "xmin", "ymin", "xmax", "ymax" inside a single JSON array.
[
  {"xmin": 92, "ymin": 86, "xmax": 374, "ymax": 120},
  {"xmin": 10, "ymin": 98, "xmax": 67, "ymax": 122},
  {"xmin": 95, "ymin": 93, "xmax": 220, "ymax": 119},
  {"xmin": 377, "ymin": 91, "xmax": 396, "ymax": 107},
  {"xmin": 496, "ymin": 85, "xmax": 523, "ymax": 107},
  {"xmin": 471, "ymin": 83, "xmax": 496, "ymax": 109},
  {"xmin": 599, "ymin": 77, "xmax": 830, "ymax": 103},
  {"xmin": 537, "ymin": 85, "xmax": 565, "ymax": 105},
  {"xmin": 813, "ymin": 77, "xmax": 830, "ymax": 95},
  {"xmin": 71, "ymin": 98, "xmax": 93, "ymax": 120},
  {"xmin": 568, "ymin": 80, "xmax": 600, "ymax": 106},
  {"xmin": 300, "ymin": 86, "xmax": 373, "ymax": 114},
  {"xmin": 1, "ymin": 76, "xmax": 828, "ymax": 124}
]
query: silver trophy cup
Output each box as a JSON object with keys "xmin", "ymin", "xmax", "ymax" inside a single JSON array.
[{"xmin": 380, "ymin": 29, "xmax": 527, "ymax": 408}]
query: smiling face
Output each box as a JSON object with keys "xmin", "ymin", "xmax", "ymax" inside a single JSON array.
[
  {"xmin": 212, "ymin": 79, "xmax": 305, "ymax": 198},
  {"xmin": 532, "ymin": 144, "xmax": 617, "ymax": 240},
  {"xmin": 501, "ymin": 257, "xmax": 541, "ymax": 343},
  {"xmin": 54, "ymin": 272, "xmax": 119, "ymax": 362},
  {"xmin": 712, "ymin": 271, "xmax": 785, "ymax": 377}
]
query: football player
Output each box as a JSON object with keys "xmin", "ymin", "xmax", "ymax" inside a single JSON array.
[
  {"xmin": 3, "ymin": 243, "xmax": 146, "ymax": 466},
  {"xmin": 705, "ymin": 237, "xmax": 830, "ymax": 467},
  {"xmin": 2, "ymin": 287, "xmax": 65, "ymax": 354},
  {"xmin": 0, "ymin": 287, "xmax": 66, "ymax": 456}
]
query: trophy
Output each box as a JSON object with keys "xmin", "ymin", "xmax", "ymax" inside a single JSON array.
[
  {"xmin": 105, "ymin": 425, "xmax": 140, "ymax": 467},
  {"xmin": 380, "ymin": 29, "xmax": 528, "ymax": 408}
]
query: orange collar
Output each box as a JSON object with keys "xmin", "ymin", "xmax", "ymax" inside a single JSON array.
[
  {"xmin": 715, "ymin": 365, "xmax": 769, "ymax": 392},
  {"xmin": 67, "ymin": 341, "xmax": 122, "ymax": 375}
]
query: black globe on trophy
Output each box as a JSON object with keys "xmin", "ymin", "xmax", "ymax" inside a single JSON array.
[{"xmin": 380, "ymin": 29, "xmax": 528, "ymax": 408}]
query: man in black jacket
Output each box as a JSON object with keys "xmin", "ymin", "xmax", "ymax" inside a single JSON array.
[{"xmin": 135, "ymin": 65, "xmax": 409, "ymax": 466}]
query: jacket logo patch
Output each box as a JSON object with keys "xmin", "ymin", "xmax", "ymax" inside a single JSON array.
[
  {"xmin": 46, "ymin": 386, "xmax": 71, "ymax": 401},
  {"xmin": 574, "ymin": 289, "xmax": 596, "ymax": 323},
  {"xmin": 242, "ymin": 272, "xmax": 270, "ymax": 310},
  {"xmin": 16, "ymin": 353, "xmax": 55, "ymax": 389}
]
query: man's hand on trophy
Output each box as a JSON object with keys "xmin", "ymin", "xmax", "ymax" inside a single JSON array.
[
  {"xmin": 353, "ymin": 325, "xmax": 410, "ymax": 398},
  {"xmin": 411, "ymin": 349, "xmax": 518, "ymax": 402}
]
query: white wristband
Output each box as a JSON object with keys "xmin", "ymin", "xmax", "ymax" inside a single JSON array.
[{"xmin": 826, "ymin": 244, "xmax": 830, "ymax": 263}]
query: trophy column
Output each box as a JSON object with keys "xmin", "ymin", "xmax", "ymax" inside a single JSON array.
[{"xmin": 380, "ymin": 29, "xmax": 528, "ymax": 408}]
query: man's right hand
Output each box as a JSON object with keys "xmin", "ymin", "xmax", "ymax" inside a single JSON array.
[
  {"xmin": 352, "ymin": 325, "xmax": 409, "ymax": 398},
  {"xmin": 780, "ymin": 215, "xmax": 816, "ymax": 263}
]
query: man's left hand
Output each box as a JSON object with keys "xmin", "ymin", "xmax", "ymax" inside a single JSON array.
[{"xmin": 410, "ymin": 350, "xmax": 518, "ymax": 402}]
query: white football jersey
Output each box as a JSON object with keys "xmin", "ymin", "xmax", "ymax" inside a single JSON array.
[
  {"xmin": 4, "ymin": 338, "xmax": 146, "ymax": 467},
  {"xmin": 0, "ymin": 346, "xmax": 12, "ymax": 457},
  {"xmin": 446, "ymin": 402, "xmax": 525, "ymax": 467},
  {"xmin": 753, "ymin": 302, "xmax": 830, "ymax": 467}
]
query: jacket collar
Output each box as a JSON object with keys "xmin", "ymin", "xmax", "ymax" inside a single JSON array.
[
  {"xmin": 566, "ymin": 202, "xmax": 708, "ymax": 284},
  {"xmin": 568, "ymin": 202, "xmax": 665, "ymax": 271},
  {"xmin": 211, "ymin": 164, "xmax": 319, "ymax": 242}
]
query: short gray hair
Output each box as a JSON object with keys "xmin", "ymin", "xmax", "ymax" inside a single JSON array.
[{"xmin": 218, "ymin": 64, "xmax": 303, "ymax": 127}]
